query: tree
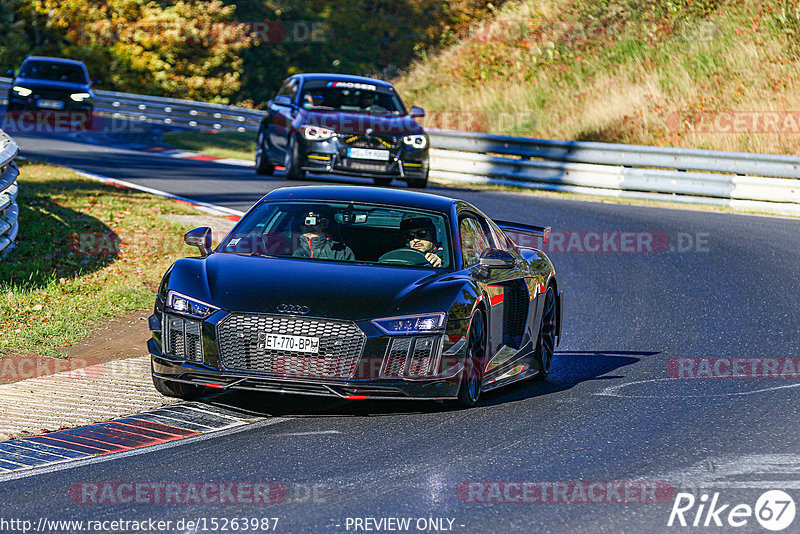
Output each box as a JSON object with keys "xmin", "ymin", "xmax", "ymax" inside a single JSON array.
[{"xmin": 28, "ymin": 0, "xmax": 253, "ymax": 102}]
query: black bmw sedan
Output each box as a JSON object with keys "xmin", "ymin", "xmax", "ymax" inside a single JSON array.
[
  {"xmin": 6, "ymin": 56, "xmax": 95, "ymax": 114},
  {"xmin": 255, "ymin": 74, "xmax": 430, "ymax": 188},
  {"xmin": 149, "ymin": 186, "xmax": 563, "ymax": 408}
]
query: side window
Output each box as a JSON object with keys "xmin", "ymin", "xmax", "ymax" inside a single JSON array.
[
  {"xmin": 486, "ymin": 219, "xmax": 513, "ymax": 251},
  {"xmin": 275, "ymin": 79, "xmax": 290, "ymax": 97},
  {"xmin": 459, "ymin": 216, "xmax": 491, "ymax": 268},
  {"xmin": 287, "ymin": 80, "xmax": 299, "ymax": 104}
]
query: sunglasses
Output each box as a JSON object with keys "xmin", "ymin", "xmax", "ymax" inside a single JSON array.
[{"xmin": 405, "ymin": 229, "xmax": 433, "ymax": 240}]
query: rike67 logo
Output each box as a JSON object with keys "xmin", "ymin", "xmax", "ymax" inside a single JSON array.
[{"xmin": 668, "ymin": 490, "xmax": 796, "ymax": 531}]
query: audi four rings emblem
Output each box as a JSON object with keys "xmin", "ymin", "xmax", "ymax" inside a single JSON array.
[{"xmin": 277, "ymin": 304, "xmax": 310, "ymax": 315}]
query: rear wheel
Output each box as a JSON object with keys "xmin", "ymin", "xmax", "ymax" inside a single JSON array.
[
  {"xmin": 152, "ymin": 373, "xmax": 207, "ymax": 400},
  {"xmin": 284, "ymin": 135, "xmax": 306, "ymax": 180},
  {"xmin": 373, "ymin": 177, "xmax": 392, "ymax": 187},
  {"xmin": 533, "ymin": 287, "xmax": 557, "ymax": 381},
  {"xmin": 453, "ymin": 309, "xmax": 486, "ymax": 408},
  {"xmin": 255, "ymin": 129, "xmax": 275, "ymax": 175}
]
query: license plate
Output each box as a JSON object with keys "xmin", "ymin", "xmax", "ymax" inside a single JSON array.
[
  {"xmin": 257, "ymin": 333, "xmax": 319, "ymax": 354},
  {"xmin": 347, "ymin": 147, "xmax": 390, "ymax": 161},
  {"xmin": 37, "ymin": 99, "xmax": 64, "ymax": 110}
]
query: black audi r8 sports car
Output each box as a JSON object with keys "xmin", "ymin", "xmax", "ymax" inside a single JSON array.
[
  {"xmin": 254, "ymin": 73, "xmax": 430, "ymax": 188},
  {"xmin": 148, "ymin": 186, "xmax": 563, "ymax": 407}
]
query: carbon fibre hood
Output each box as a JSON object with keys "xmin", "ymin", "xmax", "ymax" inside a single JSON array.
[{"xmin": 165, "ymin": 253, "xmax": 462, "ymax": 321}]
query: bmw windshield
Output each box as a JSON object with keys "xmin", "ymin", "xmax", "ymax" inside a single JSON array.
[
  {"xmin": 299, "ymin": 81, "xmax": 406, "ymax": 115},
  {"xmin": 218, "ymin": 201, "xmax": 452, "ymax": 269}
]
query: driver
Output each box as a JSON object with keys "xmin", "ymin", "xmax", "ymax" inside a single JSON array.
[
  {"xmin": 362, "ymin": 92, "xmax": 386, "ymax": 112},
  {"xmin": 400, "ymin": 217, "xmax": 443, "ymax": 267},
  {"xmin": 293, "ymin": 207, "xmax": 355, "ymax": 261}
]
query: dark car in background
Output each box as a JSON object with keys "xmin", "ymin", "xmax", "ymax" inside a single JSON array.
[
  {"xmin": 148, "ymin": 186, "xmax": 563, "ymax": 408},
  {"xmin": 6, "ymin": 56, "xmax": 95, "ymax": 114},
  {"xmin": 255, "ymin": 74, "xmax": 430, "ymax": 188}
]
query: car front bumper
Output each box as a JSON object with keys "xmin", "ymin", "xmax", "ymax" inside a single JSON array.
[
  {"xmin": 298, "ymin": 137, "xmax": 429, "ymax": 180},
  {"xmin": 148, "ymin": 310, "xmax": 468, "ymax": 400}
]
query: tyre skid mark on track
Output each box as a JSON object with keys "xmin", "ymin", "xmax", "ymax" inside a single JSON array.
[{"xmin": 596, "ymin": 377, "xmax": 800, "ymax": 398}]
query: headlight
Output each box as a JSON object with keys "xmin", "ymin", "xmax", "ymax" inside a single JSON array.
[
  {"xmin": 402, "ymin": 134, "xmax": 428, "ymax": 149},
  {"xmin": 372, "ymin": 312, "xmax": 447, "ymax": 334},
  {"xmin": 70, "ymin": 92, "xmax": 91, "ymax": 102},
  {"xmin": 12, "ymin": 86, "xmax": 32, "ymax": 97},
  {"xmin": 165, "ymin": 290, "xmax": 218, "ymax": 319},
  {"xmin": 303, "ymin": 125, "xmax": 336, "ymax": 141}
]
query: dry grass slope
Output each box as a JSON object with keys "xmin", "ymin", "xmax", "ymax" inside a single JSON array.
[{"xmin": 395, "ymin": 0, "xmax": 800, "ymax": 155}]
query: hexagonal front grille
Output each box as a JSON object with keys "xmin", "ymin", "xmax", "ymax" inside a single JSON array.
[{"xmin": 217, "ymin": 314, "xmax": 366, "ymax": 379}]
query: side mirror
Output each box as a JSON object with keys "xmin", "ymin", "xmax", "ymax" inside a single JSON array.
[
  {"xmin": 274, "ymin": 95, "xmax": 292, "ymax": 107},
  {"xmin": 184, "ymin": 227, "xmax": 213, "ymax": 257},
  {"xmin": 5, "ymin": 69, "xmax": 15, "ymax": 77},
  {"xmin": 478, "ymin": 248, "xmax": 515, "ymax": 270},
  {"xmin": 409, "ymin": 105, "xmax": 425, "ymax": 118}
]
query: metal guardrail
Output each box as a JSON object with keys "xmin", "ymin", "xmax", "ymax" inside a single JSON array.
[
  {"xmin": 427, "ymin": 131, "xmax": 800, "ymax": 216},
  {"xmin": 0, "ymin": 129, "xmax": 20, "ymax": 258},
  {"xmin": 2, "ymin": 76, "xmax": 800, "ymax": 215},
  {"xmin": 0, "ymin": 77, "xmax": 265, "ymax": 132}
]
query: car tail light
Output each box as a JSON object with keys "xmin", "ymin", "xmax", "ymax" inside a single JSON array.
[
  {"xmin": 381, "ymin": 336, "xmax": 442, "ymax": 378},
  {"xmin": 164, "ymin": 313, "xmax": 203, "ymax": 362}
]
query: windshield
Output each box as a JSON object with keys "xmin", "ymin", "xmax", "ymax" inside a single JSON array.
[
  {"xmin": 299, "ymin": 81, "xmax": 405, "ymax": 115},
  {"xmin": 219, "ymin": 201, "xmax": 451, "ymax": 269},
  {"xmin": 18, "ymin": 60, "xmax": 88, "ymax": 84}
]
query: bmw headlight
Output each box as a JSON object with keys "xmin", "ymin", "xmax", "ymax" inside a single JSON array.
[
  {"xmin": 165, "ymin": 290, "xmax": 219, "ymax": 319},
  {"xmin": 303, "ymin": 125, "xmax": 336, "ymax": 141},
  {"xmin": 12, "ymin": 86, "xmax": 32, "ymax": 97},
  {"xmin": 70, "ymin": 92, "xmax": 92, "ymax": 102},
  {"xmin": 402, "ymin": 134, "xmax": 427, "ymax": 149},
  {"xmin": 372, "ymin": 312, "xmax": 446, "ymax": 334}
]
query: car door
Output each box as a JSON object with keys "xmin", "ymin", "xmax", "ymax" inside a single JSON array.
[
  {"xmin": 458, "ymin": 212, "xmax": 531, "ymax": 381},
  {"xmin": 267, "ymin": 78, "xmax": 299, "ymax": 160}
]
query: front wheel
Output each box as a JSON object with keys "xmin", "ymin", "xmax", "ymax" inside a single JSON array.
[
  {"xmin": 453, "ymin": 309, "xmax": 486, "ymax": 408},
  {"xmin": 152, "ymin": 374, "xmax": 207, "ymax": 400},
  {"xmin": 406, "ymin": 168, "xmax": 429, "ymax": 189},
  {"xmin": 533, "ymin": 287, "xmax": 557, "ymax": 381},
  {"xmin": 255, "ymin": 129, "xmax": 275, "ymax": 175},
  {"xmin": 284, "ymin": 135, "xmax": 306, "ymax": 180}
]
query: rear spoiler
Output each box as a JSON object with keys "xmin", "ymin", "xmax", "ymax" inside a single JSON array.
[{"xmin": 494, "ymin": 220, "xmax": 551, "ymax": 244}]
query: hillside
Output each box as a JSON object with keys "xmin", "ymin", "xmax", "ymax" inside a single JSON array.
[{"xmin": 394, "ymin": 0, "xmax": 800, "ymax": 155}]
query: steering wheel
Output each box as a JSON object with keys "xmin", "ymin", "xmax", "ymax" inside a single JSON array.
[{"xmin": 378, "ymin": 248, "xmax": 429, "ymax": 266}]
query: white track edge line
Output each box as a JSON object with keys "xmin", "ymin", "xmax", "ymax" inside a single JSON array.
[{"xmin": 65, "ymin": 166, "xmax": 245, "ymax": 218}]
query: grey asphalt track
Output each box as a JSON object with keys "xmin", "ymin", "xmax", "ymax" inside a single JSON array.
[{"xmin": 2, "ymin": 130, "xmax": 799, "ymax": 534}]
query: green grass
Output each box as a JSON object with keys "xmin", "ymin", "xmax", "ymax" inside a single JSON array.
[
  {"xmin": 0, "ymin": 162, "xmax": 199, "ymax": 357},
  {"xmin": 163, "ymin": 130, "xmax": 256, "ymax": 160}
]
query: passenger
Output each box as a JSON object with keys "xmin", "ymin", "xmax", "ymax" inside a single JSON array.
[
  {"xmin": 400, "ymin": 216, "xmax": 443, "ymax": 267},
  {"xmin": 293, "ymin": 208, "xmax": 355, "ymax": 261}
]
